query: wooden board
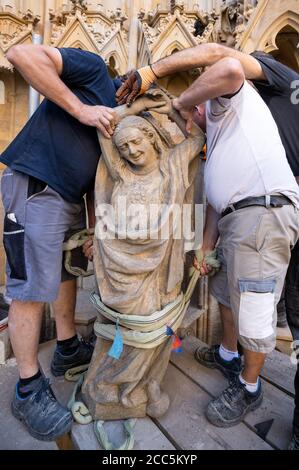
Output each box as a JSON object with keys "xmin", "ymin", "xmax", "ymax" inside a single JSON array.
[
  {"xmin": 38, "ymin": 337, "xmax": 294, "ymax": 450},
  {"xmin": 0, "ymin": 360, "xmax": 58, "ymax": 450},
  {"xmin": 262, "ymin": 348, "xmax": 296, "ymax": 396},
  {"xmin": 38, "ymin": 340, "xmax": 174, "ymax": 451},
  {"xmin": 170, "ymin": 337, "xmax": 294, "ymax": 450},
  {"xmin": 72, "ymin": 419, "xmax": 175, "ymax": 451},
  {"xmin": 157, "ymin": 364, "xmax": 272, "ymax": 450}
]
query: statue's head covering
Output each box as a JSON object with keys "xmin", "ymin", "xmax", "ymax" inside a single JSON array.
[{"xmin": 113, "ymin": 115, "xmax": 165, "ymax": 159}]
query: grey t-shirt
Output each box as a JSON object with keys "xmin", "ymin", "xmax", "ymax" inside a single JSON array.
[{"xmin": 204, "ymin": 81, "xmax": 299, "ymax": 214}]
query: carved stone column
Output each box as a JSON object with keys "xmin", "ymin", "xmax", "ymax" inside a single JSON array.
[{"xmin": 127, "ymin": 0, "xmax": 141, "ymax": 70}]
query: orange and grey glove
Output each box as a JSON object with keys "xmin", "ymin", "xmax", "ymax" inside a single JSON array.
[{"xmin": 116, "ymin": 66, "xmax": 157, "ymax": 106}]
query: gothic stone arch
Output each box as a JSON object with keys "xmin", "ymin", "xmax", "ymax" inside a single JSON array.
[
  {"xmin": 238, "ymin": 0, "xmax": 299, "ymax": 54},
  {"xmin": 257, "ymin": 11, "xmax": 299, "ymax": 54}
]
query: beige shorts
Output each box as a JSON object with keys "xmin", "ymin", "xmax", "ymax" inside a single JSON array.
[{"xmin": 209, "ymin": 204, "xmax": 299, "ymax": 353}]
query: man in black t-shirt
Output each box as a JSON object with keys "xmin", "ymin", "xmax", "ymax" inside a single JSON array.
[
  {"xmin": 0, "ymin": 45, "xmax": 119, "ymax": 441},
  {"xmin": 117, "ymin": 44, "xmax": 299, "ymax": 450}
]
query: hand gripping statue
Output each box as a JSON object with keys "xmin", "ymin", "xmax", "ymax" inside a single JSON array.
[{"xmin": 82, "ymin": 89, "xmax": 205, "ymax": 420}]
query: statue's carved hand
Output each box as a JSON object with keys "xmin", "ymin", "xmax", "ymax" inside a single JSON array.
[{"xmin": 140, "ymin": 89, "xmax": 173, "ymax": 115}]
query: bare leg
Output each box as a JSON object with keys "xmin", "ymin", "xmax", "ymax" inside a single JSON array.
[
  {"xmin": 219, "ymin": 304, "xmax": 265, "ymax": 382},
  {"xmin": 9, "ymin": 300, "xmax": 44, "ymax": 379},
  {"xmin": 219, "ymin": 303, "xmax": 238, "ymax": 351},
  {"xmin": 52, "ymin": 279, "xmax": 77, "ymax": 341},
  {"xmin": 242, "ymin": 349, "xmax": 266, "ymax": 383}
]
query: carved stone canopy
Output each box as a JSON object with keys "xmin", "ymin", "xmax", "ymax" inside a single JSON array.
[
  {"xmin": 49, "ymin": 3, "xmax": 128, "ymax": 75},
  {"xmin": 0, "ymin": 6, "xmax": 40, "ymax": 70},
  {"xmin": 138, "ymin": 3, "xmax": 219, "ymax": 67}
]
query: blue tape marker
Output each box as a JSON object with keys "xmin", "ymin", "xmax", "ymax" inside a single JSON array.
[
  {"xmin": 166, "ymin": 326, "xmax": 174, "ymax": 336},
  {"xmin": 108, "ymin": 318, "xmax": 124, "ymax": 360}
]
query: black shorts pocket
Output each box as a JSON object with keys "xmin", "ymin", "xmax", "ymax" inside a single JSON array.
[{"xmin": 3, "ymin": 215, "xmax": 27, "ymax": 281}]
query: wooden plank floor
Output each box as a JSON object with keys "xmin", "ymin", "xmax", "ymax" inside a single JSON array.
[
  {"xmin": 170, "ymin": 337, "xmax": 295, "ymax": 450},
  {"xmin": 38, "ymin": 336, "xmax": 296, "ymax": 451}
]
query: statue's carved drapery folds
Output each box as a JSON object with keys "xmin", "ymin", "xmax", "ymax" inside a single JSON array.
[{"xmin": 82, "ymin": 91, "xmax": 205, "ymax": 420}]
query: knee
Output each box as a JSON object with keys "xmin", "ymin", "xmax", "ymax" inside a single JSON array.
[{"xmin": 8, "ymin": 300, "xmax": 44, "ymax": 322}]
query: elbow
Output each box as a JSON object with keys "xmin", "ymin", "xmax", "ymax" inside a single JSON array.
[
  {"xmin": 222, "ymin": 57, "xmax": 245, "ymax": 93},
  {"xmin": 200, "ymin": 43, "xmax": 230, "ymax": 65}
]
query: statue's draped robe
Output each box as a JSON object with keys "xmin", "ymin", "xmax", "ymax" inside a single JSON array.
[{"xmin": 82, "ymin": 131, "xmax": 203, "ymax": 420}]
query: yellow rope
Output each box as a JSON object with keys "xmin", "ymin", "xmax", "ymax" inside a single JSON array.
[{"xmin": 62, "ymin": 229, "xmax": 94, "ymax": 278}]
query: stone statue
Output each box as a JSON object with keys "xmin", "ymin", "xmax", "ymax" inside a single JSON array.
[
  {"xmin": 82, "ymin": 90, "xmax": 205, "ymax": 420},
  {"xmin": 219, "ymin": 0, "xmax": 239, "ymax": 46},
  {"xmin": 219, "ymin": 0, "xmax": 252, "ymax": 47}
]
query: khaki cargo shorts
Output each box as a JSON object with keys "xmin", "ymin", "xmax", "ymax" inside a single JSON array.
[{"xmin": 209, "ymin": 204, "xmax": 299, "ymax": 353}]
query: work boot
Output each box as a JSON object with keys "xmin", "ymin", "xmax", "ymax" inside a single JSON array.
[
  {"xmin": 194, "ymin": 344, "xmax": 242, "ymax": 380},
  {"xmin": 206, "ymin": 377, "xmax": 263, "ymax": 428},
  {"xmin": 288, "ymin": 433, "xmax": 299, "ymax": 450},
  {"xmin": 11, "ymin": 377, "xmax": 72, "ymax": 441},
  {"xmin": 51, "ymin": 338, "xmax": 94, "ymax": 377},
  {"xmin": 0, "ymin": 293, "xmax": 9, "ymax": 329}
]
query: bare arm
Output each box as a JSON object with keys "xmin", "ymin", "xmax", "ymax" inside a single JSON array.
[
  {"xmin": 194, "ymin": 204, "xmax": 220, "ymax": 272},
  {"xmin": 171, "ymin": 108, "xmax": 203, "ymax": 138},
  {"xmin": 174, "ymin": 57, "xmax": 245, "ymax": 110},
  {"xmin": 152, "ymin": 43, "xmax": 266, "ymax": 81},
  {"xmin": 6, "ymin": 45, "xmax": 116, "ymax": 137},
  {"xmin": 168, "ymin": 106, "xmax": 205, "ymax": 163},
  {"xmin": 82, "ymin": 189, "xmax": 96, "ymax": 261},
  {"xmin": 171, "ymin": 57, "xmax": 245, "ymax": 135},
  {"xmin": 194, "ymin": 204, "xmax": 220, "ymax": 273},
  {"xmin": 202, "ymin": 204, "xmax": 220, "ymax": 252},
  {"xmin": 116, "ymin": 43, "xmax": 265, "ymax": 105}
]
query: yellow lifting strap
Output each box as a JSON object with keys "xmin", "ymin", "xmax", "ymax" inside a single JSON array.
[
  {"xmin": 62, "ymin": 228, "xmax": 94, "ymax": 278},
  {"xmin": 91, "ymin": 250, "xmax": 220, "ymax": 349},
  {"xmin": 64, "ymin": 249, "xmax": 220, "ymax": 449}
]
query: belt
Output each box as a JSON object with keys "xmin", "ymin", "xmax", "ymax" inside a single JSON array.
[{"xmin": 221, "ymin": 195, "xmax": 293, "ymax": 218}]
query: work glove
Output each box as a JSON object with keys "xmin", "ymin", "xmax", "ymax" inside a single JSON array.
[
  {"xmin": 116, "ymin": 66, "xmax": 157, "ymax": 106},
  {"xmin": 193, "ymin": 249, "xmax": 220, "ymax": 277}
]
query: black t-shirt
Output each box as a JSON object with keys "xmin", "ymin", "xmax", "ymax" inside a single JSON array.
[
  {"xmin": 0, "ymin": 48, "xmax": 120, "ymax": 203},
  {"xmin": 252, "ymin": 55, "xmax": 299, "ymax": 176}
]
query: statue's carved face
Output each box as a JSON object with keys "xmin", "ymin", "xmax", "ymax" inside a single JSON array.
[{"xmin": 114, "ymin": 127, "xmax": 158, "ymax": 171}]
